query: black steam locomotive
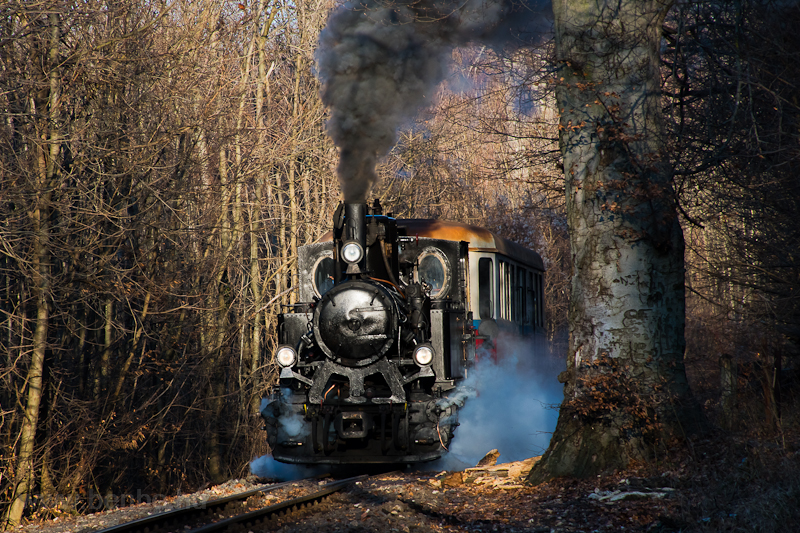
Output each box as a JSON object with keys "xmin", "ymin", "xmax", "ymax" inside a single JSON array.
[{"xmin": 261, "ymin": 201, "xmax": 545, "ymax": 464}]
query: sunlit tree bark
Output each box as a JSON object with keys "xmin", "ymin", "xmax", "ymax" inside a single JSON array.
[
  {"xmin": 529, "ymin": 0, "xmax": 702, "ymax": 482},
  {"xmin": 3, "ymin": 10, "xmax": 60, "ymax": 527}
]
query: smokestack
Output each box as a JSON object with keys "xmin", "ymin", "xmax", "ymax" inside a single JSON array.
[
  {"xmin": 316, "ymin": 0, "xmax": 552, "ymax": 202},
  {"xmin": 344, "ymin": 203, "xmax": 366, "ymax": 247},
  {"xmin": 343, "ymin": 203, "xmax": 367, "ymax": 274}
]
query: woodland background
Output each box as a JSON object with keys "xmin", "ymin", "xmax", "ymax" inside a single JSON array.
[{"xmin": 1, "ymin": 0, "xmax": 798, "ymax": 522}]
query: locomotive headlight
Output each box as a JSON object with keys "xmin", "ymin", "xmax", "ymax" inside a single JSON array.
[
  {"xmin": 413, "ymin": 344, "xmax": 434, "ymax": 366},
  {"xmin": 275, "ymin": 346, "xmax": 297, "ymax": 368},
  {"xmin": 341, "ymin": 241, "xmax": 364, "ymax": 264}
]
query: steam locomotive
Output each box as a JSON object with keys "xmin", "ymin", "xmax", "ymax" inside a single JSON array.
[{"xmin": 261, "ymin": 201, "xmax": 545, "ymax": 464}]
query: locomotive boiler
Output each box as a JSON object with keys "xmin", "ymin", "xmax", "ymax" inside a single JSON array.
[{"xmin": 261, "ymin": 201, "xmax": 545, "ymax": 464}]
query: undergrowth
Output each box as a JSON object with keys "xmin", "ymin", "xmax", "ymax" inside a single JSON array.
[{"xmin": 669, "ymin": 308, "xmax": 800, "ymax": 532}]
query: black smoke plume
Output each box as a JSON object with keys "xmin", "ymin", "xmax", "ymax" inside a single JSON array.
[{"xmin": 316, "ymin": 0, "xmax": 551, "ymax": 202}]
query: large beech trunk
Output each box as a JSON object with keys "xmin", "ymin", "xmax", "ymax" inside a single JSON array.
[{"xmin": 529, "ymin": 0, "xmax": 701, "ymax": 483}]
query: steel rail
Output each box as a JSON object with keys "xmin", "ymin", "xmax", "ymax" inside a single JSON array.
[
  {"xmin": 188, "ymin": 475, "xmax": 368, "ymax": 533},
  {"xmin": 93, "ymin": 478, "xmax": 306, "ymax": 533}
]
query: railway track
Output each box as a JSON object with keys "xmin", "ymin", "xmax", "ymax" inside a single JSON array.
[{"xmin": 94, "ymin": 475, "xmax": 367, "ymax": 533}]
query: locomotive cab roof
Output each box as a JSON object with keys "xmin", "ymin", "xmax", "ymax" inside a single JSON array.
[{"xmin": 316, "ymin": 218, "xmax": 545, "ymax": 271}]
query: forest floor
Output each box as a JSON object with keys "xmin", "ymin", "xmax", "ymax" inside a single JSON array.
[
  {"xmin": 10, "ymin": 356, "xmax": 800, "ymax": 533},
  {"xmin": 259, "ymin": 423, "xmax": 799, "ymax": 533},
  {"xmin": 12, "ymin": 428, "xmax": 798, "ymax": 533}
]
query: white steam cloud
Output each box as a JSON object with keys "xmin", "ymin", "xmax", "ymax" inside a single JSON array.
[
  {"xmin": 423, "ymin": 333, "xmax": 564, "ymax": 471},
  {"xmin": 250, "ymin": 392, "xmax": 334, "ymax": 481},
  {"xmin": 250, "ymin": 455, "xmax": 330, "ymax": 481}
]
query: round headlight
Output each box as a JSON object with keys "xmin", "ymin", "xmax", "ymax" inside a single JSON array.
[
  {"xmin": 413, "ymin": 345, "xmax": 434, "ymax": 366},
  {"xmin": 341, "ymin": 241, "xmax": 363, "ymax": 264},
  {"xmin": 275, "ymin": 346, "xmax": 297, "ymax": 368}
]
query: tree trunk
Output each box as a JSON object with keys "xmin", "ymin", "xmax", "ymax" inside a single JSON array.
[
  {"xmin": 529, "ymin": 0, "xmax": 702, "ymax": 483},
  {"xmin": 4, "ymin": 11, "xmax": 61, "ymax": 526}
]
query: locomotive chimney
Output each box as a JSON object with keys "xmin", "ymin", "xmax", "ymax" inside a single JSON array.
[{"xmin": 343, "ymin": 202, "xmax": 367, "ymax": 274}]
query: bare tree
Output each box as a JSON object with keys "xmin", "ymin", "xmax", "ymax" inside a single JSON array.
[
  {"xmin": 1, "ymin": 7, "xmax": 61, "ymax": 526},
  {"xmin": 528, "ymin": 0, "xmax": 702, "ymax": 482},
  {"xmin": 663, "ymin": 0, "xmax": 800, "ymax": 354},
  {"xmin": 0, "ymin": 0, "xmax": 348, "ymax": 520}
]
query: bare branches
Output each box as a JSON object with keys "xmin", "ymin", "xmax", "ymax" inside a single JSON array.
[
  {"xmin": 0, "ymin": 0, "xmax": 338, "ymax": 516},
  {"xmin": 664, "ymin": 0, "xmax": 800, "ymax": 355}
]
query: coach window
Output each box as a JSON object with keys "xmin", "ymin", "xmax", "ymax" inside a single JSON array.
[
  {"xmin": 511, "ymin": 264, "xmax": 518, "ymax": 322},
  {"xmin": 500, "ymin": 261, "xmax": 514, "ymax": 320},
  {"xmin": 527, "ymin": 271, "xmax": 534, "ymax": 326},
  {"xmin": 418, "ymin": 249, "xmax": 449, "ymax": 298},
  {"xmin": 478, "ymin": 258, "xmax": 493, "ymax": 319},
  {"xmin": 498, "ymin": 261, "xmax": 507, "ymax": 320},
  {"xmin": 511, "ymin": 264, "xmax": 516, "ymax": 321},
  {"xmin": 499, "ymin": 262, "xmax": 506, "ymax": 320},
  {"xmin": 313, "ymin": 255, "xmax": 335, "ymax": 297},
  {"xmin": 519, "ymin": 268, "xmax": 527, "ymax": 324},
  {"xmin": 517, "ymin": 267, "xmax": 525, "ymax": 324},
  {"xmin": 498, "ymin": 261, "xmax": 505, "ymax": 319}
]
